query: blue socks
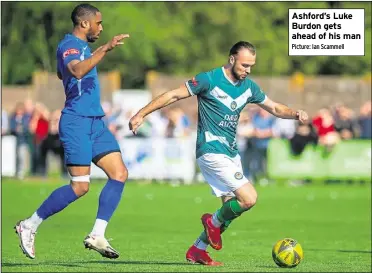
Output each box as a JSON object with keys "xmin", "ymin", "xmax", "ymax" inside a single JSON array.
[
  {"xmin": 36, "ymin": 184, "xmax": 78, "ymax": 220},
  {"xmin": 33, "ymin": 179, "xmax": 124, "ymax": 234},
  {"xmin": 96, "ymin": 179, "xmax": 125, "ymax": 221}
]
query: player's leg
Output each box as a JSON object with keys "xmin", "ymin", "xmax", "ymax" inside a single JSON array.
[
  {"xmin": 186, "ymin": 195, "xmax": 232, "ymax": 266},
  {"xmin": 195, "ymin": 195, "xmax": 233, "ymax": 248},
  {"xmin": 198, "ymin": 153, "xmax": 256, "ymax": 250},
  {"xmin": 205, "ymin": 182, "xmax": 257, "ymax": 248},
  {"xmin": 83, "ymin": 118, "xmax": 127, "ymax": 259},
  {"xmin": 219, "ymin": 196, "xmax": 234, "ymax": 234},
  {"xmin": 211, "ymin": 153, "xmax": 258, "ymax": 226},
  {"xmin": 15, "ymin": 114, "xmax": 92, "ymax": 259},
  {"xmin": 190, "ymin": 196, "xmax": 232, "ymax": 247},
  {"xmin": 90, "ymin": 152, "xmax": 127, "ymax": 237},
  {"xmin": 186, "ymin": 154, "xmax": 237, "ymax": 265},
  {"xmin": 188, "ymin": 183, "xmax": 256, "ymax": 264}
]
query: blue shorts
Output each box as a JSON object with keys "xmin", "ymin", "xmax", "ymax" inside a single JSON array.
[{"xmin": 59, "ymin": 113, "xmax": 120, "ymax": 166}]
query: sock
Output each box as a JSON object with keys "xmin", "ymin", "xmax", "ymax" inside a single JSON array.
[
  {"xmin": 33, "ymin": 184, "xmax": 78, "ymax": 229},
  {"xmin": 90, "ymin": 218, "xmax": 108, "ymax": 237},
  {"xmin": 195, "ymin": 219, "xmax": 234, "ymax": 250},
  {"xmin": 192, "ymin": 199, "xmax": 244, "ymax": 252},
  {"xmin": 211, "ymin": 211, "xmax": 223, "ymax": 227},
  {"xmin": 194, "ymin": 234, "xmax": 208, "ymax": 250},
  {"xmin": 216, "ymin": 197, "xmax": 246, "ymax": 222},
  {"xmin": 199, "ymin": 231, "xmax": 209, "ymax": 244},
  {"xmin": 96, "ymin": 179, "xmax": 125, "ymax": 222},
  {"xmin": 24, "ymin": 212, "xmax": 43, "ymax": 231},
  {"xmin": 221, "ymin": 220, "xmax": 232, "ymax": 234}
]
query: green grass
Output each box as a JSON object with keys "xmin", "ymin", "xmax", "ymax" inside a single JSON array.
[{"xmin": 1, "ymin": 178, "xmax": 371, "ymax": 272}]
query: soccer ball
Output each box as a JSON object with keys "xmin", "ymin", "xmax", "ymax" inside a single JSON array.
[{"xmin": 272, "ymin": 238, "xmax": 304, "ymax": 268}]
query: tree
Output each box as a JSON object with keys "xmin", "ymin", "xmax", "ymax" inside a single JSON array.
[{"xmin": 1, "ymin": 2, "xmax": 371, "ymax": 87}]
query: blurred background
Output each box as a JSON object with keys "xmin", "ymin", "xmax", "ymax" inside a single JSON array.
[{"xmin": 1, "ymin": 1, "xmax": 371, "ymax": 185}]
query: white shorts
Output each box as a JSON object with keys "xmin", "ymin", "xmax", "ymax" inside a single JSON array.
[{"xmin": 197, "ymin": 153, "xmax": 249, "ymax": 197}]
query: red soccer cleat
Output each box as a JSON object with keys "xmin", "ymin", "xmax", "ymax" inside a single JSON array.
[
  {"xmin": 201, "ymin": 213, "xmax": 222, "ymax": 250},
  {"xmin": 186, "ymin": 245, "xmax": 223, "ymax": 266}
]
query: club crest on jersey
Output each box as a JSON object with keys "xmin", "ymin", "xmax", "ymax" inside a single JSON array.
[
  {"xmin": 63, "ymin": 48, "xmax": 80, "ymax": 59},
  {"xmin": 230, "ymin": 101, "xmax": 237, "ymax": 110},
  {"xmin": 234, "ymin": 172, "xmax": 243, "ymax": 180}
]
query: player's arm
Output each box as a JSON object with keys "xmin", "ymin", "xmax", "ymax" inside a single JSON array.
[
  {"xmin": 129, "ymin": 85, "xmax": 191, "ymax": 134},
  {"xmin": 249, "ymin": 81, "xmax": 308, "ymax": 123},
  {"xmin": 129, "ymin": 72, "xmax": 209, "ymax": 134},
  {"xmin": 139, "ymin": 85, "xmax": 191, "ymax": 117},
  {"xmin": 258, "ymin": 97, "xmax": 308, "ymax": 123},
  {"xmin": 66, "ymin": 46, "xmax": 107, "ymax": 79},
  {"xmin": 66, "ymin": 34, "xmax": 129, "ymax": 80},
  {"xmin": 129, "ymin": 72, "xmax": 210, "ymax": 134}
]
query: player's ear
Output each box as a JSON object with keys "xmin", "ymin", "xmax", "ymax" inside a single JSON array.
[
  {"xmin": 81, "ymin": 20, "xmax": 90, "ymax": 29},
  {"xmin": 229, "ymin": 55, "xmax": 235, "ymax": 65}
]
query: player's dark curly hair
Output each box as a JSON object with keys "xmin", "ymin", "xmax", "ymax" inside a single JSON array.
[
  {"xmin": 71, "ymin": 4, "xmax": 100, "ymax": 26},
  {"xmin": 229, "ymin": 41, "xmax": 256, "ymax": 56}
]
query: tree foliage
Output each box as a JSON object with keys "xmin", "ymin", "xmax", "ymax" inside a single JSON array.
[{"xmin": 1, "ymin": 2, "xmax": 371, "ymax": 87}]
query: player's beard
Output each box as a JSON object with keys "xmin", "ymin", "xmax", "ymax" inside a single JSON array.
[
  {"xmin": 231, "ymin": 63, "xmax": 242, "ymax": 82},
  {"xmin": 86, "ymin": 29, "xmax": 98, "ymax": 43}
]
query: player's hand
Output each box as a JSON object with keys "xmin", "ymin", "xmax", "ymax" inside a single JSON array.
[
  {"xmin": 129, "ymin": 114, "xmax": 144, "ymax": 135},
  {"xmin": 296, "ymin": 110, "xmax": 309, "ymax": 124},
  {"xmin": 104, "ymin": 34, "xmax": 130, "ymax": 52}
]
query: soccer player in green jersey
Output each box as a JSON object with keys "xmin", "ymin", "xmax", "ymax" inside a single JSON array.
[{"xmin": 129, "ymin": 41, "xmax": 308, "ymax": 266}]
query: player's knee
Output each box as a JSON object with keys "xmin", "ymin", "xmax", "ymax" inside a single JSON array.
[
  {"xmin": 240, "ymin": 199, "xmax": 257, "ymax": 210},
  {"xmin": 70, "ymin": 174, "xmax": 90, "ymax": 197},
  {"xmin": 110, "ymin": 167, "xmax": 128, "ymax": 183},
  {"xmin": 240, "ymin": 192, "xmax": 258, "ymax": 210},
  {"xmin": 71, "ymin": 181, "xmax": 90, "ymax": 197}
]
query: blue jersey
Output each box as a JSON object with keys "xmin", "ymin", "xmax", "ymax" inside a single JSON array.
[{"xmin": 56, "ymin": 34, "xmax": 104, "ymax": 117}]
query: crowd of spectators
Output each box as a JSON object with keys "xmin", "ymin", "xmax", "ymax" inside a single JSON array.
[
  {"xmin": 1, "ymin": 99, "xmax": 192, "ymax": 179},
  {"xmin": 2, "ymin": 98, "xmax": 370, "ymax": 181},
  {"xmin": 237, "ymin": 101, "xmax": 371, "ymax": 183}
]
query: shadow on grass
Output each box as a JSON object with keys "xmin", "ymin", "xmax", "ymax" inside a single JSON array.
[
  {"xmin": 257, "ymin": 265, "xmax": 280, "ymax": 269},
  {"xmin": 2, "ymin": 260, "xmax": 196, "ymax": 268},
  {"xmin": 2, "ymin": 262, "xmax": 82, "ymax": 268},
  {"xmin": 307, "ymin": 249, "xmax": 372, "ymax": 254},
  {"xmin": 82, "ymin": 260, "xmax": 195, "ymax": 266}
]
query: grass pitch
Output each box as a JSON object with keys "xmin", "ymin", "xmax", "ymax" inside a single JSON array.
[{"xmin": 1, "ymin": 178, "xmax": 371, "ymax": 272}]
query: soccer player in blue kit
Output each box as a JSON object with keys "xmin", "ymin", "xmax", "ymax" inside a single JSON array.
[{"xmin": 15, "ymin": 4, "xmax": 129, "ymax": 260}]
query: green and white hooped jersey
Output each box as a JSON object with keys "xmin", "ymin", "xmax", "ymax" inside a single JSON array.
[{"xmin": 185, "ymin": 67, "xmax": 267, "ymax": 159}]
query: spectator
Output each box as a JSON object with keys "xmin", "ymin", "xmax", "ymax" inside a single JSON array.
[
  {"xmin": 250, "ymin": 108, "xmax": 276, "ymax": 182},
  {"xmin": 102, "ymin": 101, "xmax": 121, "ymax": 127},
  {"xmin": 312, "ymin": 108, "xmax": 340, "ymax": 152},
  {"xmin": 147, "ymin": 110, "xmax": 169, "ymax": 137},
  {"xmin": 358, "ymin": 101, "xmax": 371, "ymax": 139},
  {"xmin": 10, "ymin": 102, "xmax": 30, "ymax": 179},
  {"xmin": 114, "ymin": 109, "xmax": 133, "ymax": 139},
  {"xmin": 290, "ymin": 120, "xmax": 318, "ymax": 156},
  {"xmin": 24, "ymin": 98, "xmax": 34, "ymax": 119},
  {"xmin": 29, "ymin": 103, "xmax": 50, "ymax": 176},
  {"xmin": 165, "ymin": 108, "xmax": 191, "ymax": 138},
  {"xmin": 334, "ymin": 105, "xmax": 358, "ymax": 140},
  {"xmin": 330, "ymin": 101, "xmax": 344, "ymax": 121},
  {"xmin": 273, "ymin": 117, "xmax": 296, "ymax": 139},
  {"xmin": 39, "ymin": 110, "xmax": 67, "ymax": 177},
  {"xmin": 237, "ymin": 111, "xmax": 255, "ymax": 179},
  {"xmin": 23, "ymin": 99, "xmax": 36, "ymax": 173},
  {"xmin": 2, "ymin": 109, "xmax": 9, "ymax": 135}
]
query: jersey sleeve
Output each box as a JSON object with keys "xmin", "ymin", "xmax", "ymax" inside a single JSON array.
[
  {"xmin": 249, "ymin": 81, "xmax": 267, "ymax": 104},
  {"xmin": 185, "ymin": 72, "xmax": 210, "ymax": 96},
  {"xmin": 59, "ymin": 40, "xmax": 82, "ymax": 67}
]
